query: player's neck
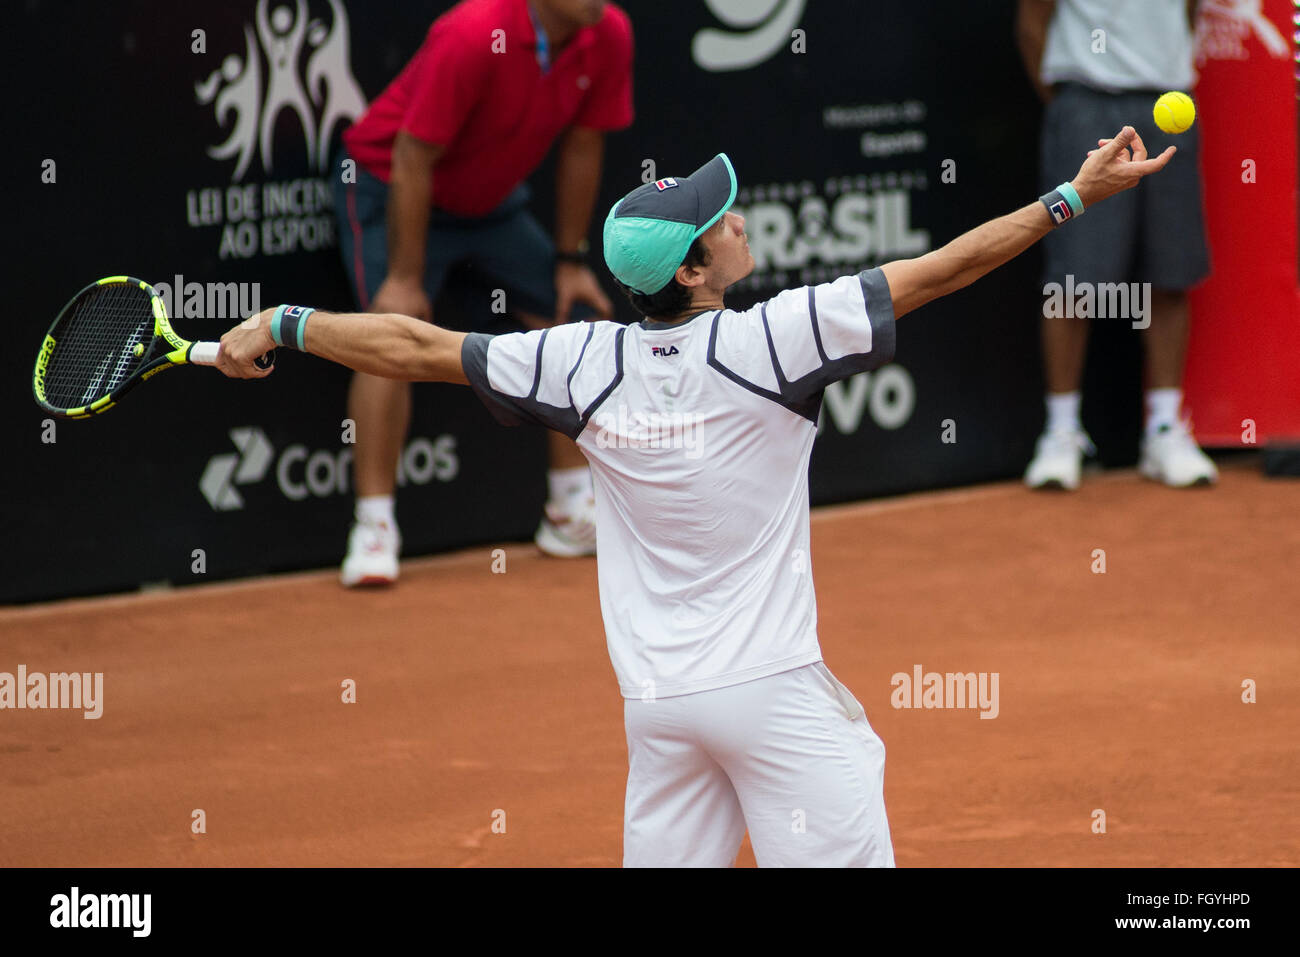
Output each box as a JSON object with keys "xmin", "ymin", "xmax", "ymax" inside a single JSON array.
[{"xmin": 653, "ymin": 297, "xmax": 725, "ymax": 326}]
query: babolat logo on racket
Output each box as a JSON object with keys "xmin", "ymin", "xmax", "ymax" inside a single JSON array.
[
  {"xmin": 651, "ymin": 345, "xmax": 680, "ymax": 357},
  {"xmin": 33, "ymin": 336, "xmax": 55, "ymax": 401},
  {"xmin": 141, "ymin": 363, "xmax": 177, "ymax": 382}
]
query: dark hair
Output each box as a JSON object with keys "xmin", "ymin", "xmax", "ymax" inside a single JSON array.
[{"xmin": 613, "ymin": 237, "xmax": 712, "ymax": 319}]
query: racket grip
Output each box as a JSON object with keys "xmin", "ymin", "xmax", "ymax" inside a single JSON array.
[
  {"xmin": 188, "ymin": 341, "xmax": 221, "ymax": 365},
  {"xmin": 188, "ymin": 342, "xmax": 275, "ymax": 369}
]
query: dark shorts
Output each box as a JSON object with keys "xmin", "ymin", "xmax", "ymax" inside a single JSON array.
[
  {"xmin": 332, "ymin": 148, "xmax": 572, "ymax": 322},
  {"xmin": 1039, "ymin": 83, "xmax": 1211, "ymax": 291}
]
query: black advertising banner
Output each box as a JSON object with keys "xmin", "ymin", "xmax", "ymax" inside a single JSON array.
[{"xmin": 8, "ymin": 1, "xmax": 1055, "ymax": 603}]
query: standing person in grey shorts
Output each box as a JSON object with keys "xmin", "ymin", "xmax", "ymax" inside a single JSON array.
[{"xmin": 1017, "ymin": 0, "xmax": 1217, "ymax": 489}]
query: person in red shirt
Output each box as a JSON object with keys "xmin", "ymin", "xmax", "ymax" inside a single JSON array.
[{"xmin": 331, "ymin": 0, "xmax": 634, "ymax": 586}]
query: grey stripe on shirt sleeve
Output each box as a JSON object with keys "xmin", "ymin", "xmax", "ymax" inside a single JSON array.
[
  {"xmin": 460, "ymin": 331, "xmax": 584, "ymax": 439},
  {"xmin": 857, "ymin": 265, "xmax": 897, "ymax": 366},
  {"xmin": 707, "ymin": 268, "xmax": 898, "ymax": 422},
  {"xmin": 774, "ymin": 266, "xmax": 898, "ymax": 410}
]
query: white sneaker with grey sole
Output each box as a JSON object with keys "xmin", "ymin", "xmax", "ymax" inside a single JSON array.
[
  {"xmin": 1139, "ymin": 420, "xmax": 1218, "ymax": 487},
  {"xmin": 1024, "ymin": 428, "xmax": 1096, "ymax": 491}
]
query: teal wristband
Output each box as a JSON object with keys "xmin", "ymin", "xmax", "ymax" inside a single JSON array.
[
  {"xmin": 270, "ymin": 305, "xmax": 315, "ymax": 350},
  {"xmin": 1057, "ymin": 182, "xmax": 1085, "ymax": 216},
  {"xmin": 1040, "ymin": 182, "xmax": 1085, "ymax": 227}
]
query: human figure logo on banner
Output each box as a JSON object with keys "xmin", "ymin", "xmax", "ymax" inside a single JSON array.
[{"xmin": 196, "ymin": 0, "xmax": 366, "ymax": 180}]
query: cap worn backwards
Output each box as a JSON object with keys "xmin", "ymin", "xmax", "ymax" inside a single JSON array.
[{"xmin": 602, "ymin": 153, "xmax": 738, "ymax": 295}]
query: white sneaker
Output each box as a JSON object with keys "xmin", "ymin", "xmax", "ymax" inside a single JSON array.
[
  {"xmin": 1024, "ymin": 428, "xmax": 1095, "ymax": 490},
  {"xmin": 535, "ymin": 496, "xmax": 597, "ymax": 557},
  {"xmin": 1139, "ymin": 420, "xmax": 1219, "ymax": 487},
  {"xmin": 340, "ymin": 519, "xmax": 401, "ymax": 586}
]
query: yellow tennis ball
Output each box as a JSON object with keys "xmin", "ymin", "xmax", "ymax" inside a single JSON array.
[
  {"xmin": 133, "ymin": 342, "xmax": 145, "ymax": 357},
  {"xmin": 1153, "ymin": 91, "xmax": 1195, "ymax": 134}
]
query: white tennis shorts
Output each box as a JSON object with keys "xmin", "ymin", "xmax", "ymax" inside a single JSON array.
[{"xmin": 622, "ymin": 661, "xmax": 895, "ymax": 867}]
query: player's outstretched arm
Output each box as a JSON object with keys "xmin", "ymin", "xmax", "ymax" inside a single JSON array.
[
  {"xmin": 215, "ymin": 308, "xmax": 469, "ymax": 384},
  {"xmin": 879, "ymin": 126, "xmax": 1174, "ymax": 319}
]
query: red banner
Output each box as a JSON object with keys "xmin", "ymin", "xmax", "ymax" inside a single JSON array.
[{"xmin": 1186, "ymin": 0, "xmax": 1300, "ymax": 444}]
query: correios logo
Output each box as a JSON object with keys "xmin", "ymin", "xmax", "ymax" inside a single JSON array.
[
  {"xmin": 200, "ymin": 427, "xmax": 273, "ymax": 509},
  {"xmin": 195, "ymin": 0, "xmax": 366, "ymax": 180},
  {"xmin": 692, "ymin": 0, "xmax": 807, "ymax": 72},
  {"xmin": 199, "ymin": 426, "xmax": 458, "ymax": 510}
]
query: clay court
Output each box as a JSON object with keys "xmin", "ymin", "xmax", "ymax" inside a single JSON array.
[{"xmin": 2, "ymin": 461, "xmax": 1296, "ymax": 867}]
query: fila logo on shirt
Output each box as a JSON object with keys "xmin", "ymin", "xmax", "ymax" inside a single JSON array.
[
  {"xmin": 650, "ymin": 345, "xmax": 680, "ymax": 357},
  {"xmin": 654, "ymin": 178, "xmax": 678, "ymax": 191}
]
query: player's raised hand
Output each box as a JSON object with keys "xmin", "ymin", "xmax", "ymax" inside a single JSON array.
[{"xmin": 1071, "ymin": 126, "xmax": 1176, "ymax": 207}]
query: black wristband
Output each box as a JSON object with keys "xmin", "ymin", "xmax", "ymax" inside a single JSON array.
[{"xmin": 556, "ymin": 238, "xmax": 591, "ymax": 265}]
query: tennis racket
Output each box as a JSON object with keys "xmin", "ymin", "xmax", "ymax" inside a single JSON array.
[{"xmin": 32, "ymin": 276, "xmax": 274, "ymax": 418}]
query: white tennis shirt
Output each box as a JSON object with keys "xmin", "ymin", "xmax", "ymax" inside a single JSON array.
[{"xmin": 462, "ymin": 268, "xmax": 896, "ymax": 699}]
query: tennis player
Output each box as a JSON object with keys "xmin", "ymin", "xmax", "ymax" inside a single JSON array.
[{"xmin": 216, "ymin": 127, "xmax": 1173, "ymax": 865}]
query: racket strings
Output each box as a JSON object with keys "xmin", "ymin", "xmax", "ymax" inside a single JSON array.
[{"xmin": 43, "ymin": 284, "xmax": 156, "ymax": 407}]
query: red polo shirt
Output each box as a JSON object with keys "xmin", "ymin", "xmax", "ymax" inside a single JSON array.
[{"xmin": 343, "ymin": 0, "xmax": 634, "ymax": 217}]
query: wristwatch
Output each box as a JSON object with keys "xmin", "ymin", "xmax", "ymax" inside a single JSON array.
[{"xmin": 556, "ymin": 238, "xmax": 590, "ymax": 265}]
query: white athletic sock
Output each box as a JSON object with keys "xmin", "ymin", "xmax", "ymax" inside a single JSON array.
[
  {"xmin": 1145, "ymin": 388, "xmax": 1183, "ymax": 435},
  {"xmin": 356, "ymin": 495, "xmax": 395, "ymax": 528},
  {"xmin": 1045, "ymin": 391, "xmax": 1082, "ymax": 434},
  {"xmin": 548, "ymin": 466, "xmax": 592, "ymax": 506}
]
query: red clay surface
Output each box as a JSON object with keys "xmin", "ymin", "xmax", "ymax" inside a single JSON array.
[{"xmin": 2, "ymin": 464, "xmax": 1297, "ymax": 866}]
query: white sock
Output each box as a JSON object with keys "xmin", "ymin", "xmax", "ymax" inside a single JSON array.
[
  {"xmin": 548, "ymin": 466, "xmax": 592, "ymax": 505},
  {"xmin": 356, "ymin": 495, "xmax": 395, "ymax": 528},
  {"xmin": 1045, "ymin": 391, "xmax": 1081, "ymax": 434},
  {"xmin": 1145, "ymin": 388, "xmax": 1182, "ymax": 435}
]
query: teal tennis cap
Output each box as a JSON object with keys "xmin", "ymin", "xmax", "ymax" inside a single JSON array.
[{"xmin": 602, "ymin": 153, "xmax": 738, "ymax": 295}]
